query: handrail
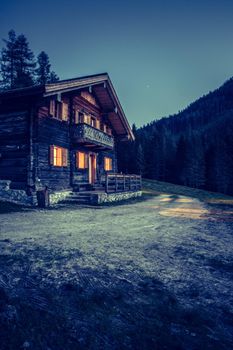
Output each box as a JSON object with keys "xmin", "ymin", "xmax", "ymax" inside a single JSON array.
[
  {"xmin": 105, "ymin": 173, "xmax": 142, "ymax": 193},
  {"xmin": 72, "ymin": 123, "xmax": 114, "ymax": 149}
]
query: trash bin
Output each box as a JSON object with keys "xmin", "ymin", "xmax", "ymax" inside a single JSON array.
[{"xmin": 37, "ymin": 186, "xmax": 49, "ymax": 208}]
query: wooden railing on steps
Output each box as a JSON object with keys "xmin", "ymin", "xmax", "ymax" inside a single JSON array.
[{"xmin": 105, "ymin": 173, "xmax": 142, "ymax": 193}]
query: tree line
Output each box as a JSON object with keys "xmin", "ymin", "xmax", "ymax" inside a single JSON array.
[
  {"xmin": 0, "ymin": 30, "xmax": 59, "ymax": 90},
  {"xmin": 117, "ymin": 77, "xmax": 233, "ymax": 196}
]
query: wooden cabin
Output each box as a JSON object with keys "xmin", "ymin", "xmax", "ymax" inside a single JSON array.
[{"xmin": 0, "ymin": 73, "xmax": 141, "ymax": 205}]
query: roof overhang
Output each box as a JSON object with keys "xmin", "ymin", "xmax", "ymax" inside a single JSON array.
[
  {"xmin": 0, "ymin": 73, "xmax": 134, "ymax": 141},
  {"xmin": 44, "ymin": 73, "xmax": 134, "ymax": 141}
]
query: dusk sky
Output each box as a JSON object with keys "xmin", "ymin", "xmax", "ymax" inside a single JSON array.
[{"xmin": 1, "ymin": 0, "xmax": 233, "ymax": 126}]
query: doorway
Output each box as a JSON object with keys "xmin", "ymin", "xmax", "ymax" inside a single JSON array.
[{"xmin": 89, "ymin": 153, "xmax": 97, "ymax": 184}]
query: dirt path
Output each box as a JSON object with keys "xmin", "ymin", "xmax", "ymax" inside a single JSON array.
[{"xmin": 0, "ymin": 194, "xmax": 233, "ymax": 349}]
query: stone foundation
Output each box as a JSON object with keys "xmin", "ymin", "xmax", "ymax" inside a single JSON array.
[
  {"xmin": 90, "ymin": 191, "xmax": 142, "ymax": 205},
  {"xmin": 49, "ymin": 190, "xmax": 72, "ymax": 205},
  {"xmin": 0, "ymin": 180, "xmax": 36, "ymax": 206},
  {"xmin": 0, "ymin": 180, "xmax": 141, "ymax": 207}
]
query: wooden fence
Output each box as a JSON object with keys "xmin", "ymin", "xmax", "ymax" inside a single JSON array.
[{"xmin": 105, "ymin": 173, "xmax": 142, "ymax": 193}]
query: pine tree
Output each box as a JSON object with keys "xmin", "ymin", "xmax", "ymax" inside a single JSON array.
[
  {"xmin": 136, "ymin": 143, "xmax": 145, "ymax": 175},
  {"xmin": 0, "ymin": 30, "xmax": 17, "ymax": 89},
  {"xmin": 36, "ymin": 51, "xmax": 51, "ymax": 84},
  {"xmin": 13, "ymin": 34, "xmax": 36, "ymax": 88},
  {"xmin": 49, "ymin": 71, "xmax": 59, "ymax": 83},
  {"xmin": 36, "ymin": 51, "xmax": 59, "ymax": 84},
  {"xmin": 175, "ymin": 136, "xmax": 187, "ymax": 184}
]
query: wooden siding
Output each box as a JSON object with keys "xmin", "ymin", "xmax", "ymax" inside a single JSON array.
[
  {"xmin": 0, "ymin": 110, "xmax": 29, "ymax": 186},
  {"xmin": 36, "ymin": 104, "xmax": 70, "ymax": 190}
]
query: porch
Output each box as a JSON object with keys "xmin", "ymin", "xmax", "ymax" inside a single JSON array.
[{"xmin": 50, "ymin": 174, "xmax": 142, "ymax": 206}]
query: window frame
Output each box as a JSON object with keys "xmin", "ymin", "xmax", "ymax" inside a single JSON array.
[
  {"xmin": 76, "ymin": 151, "xmax": 88, "ymax": 169},
  {"xmin": 50, "ymin": 145, "xmax": 68, "ymax": 167},
  {"xmin": 49, "ymin": 99, "xmax": 69, "ymax": 122},
  {"xmin": 104, "ymin": 157, "xmax": 113, "ymax": 171}
]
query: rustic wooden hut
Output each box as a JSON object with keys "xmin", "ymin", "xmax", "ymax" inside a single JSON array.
[{"xmin": 0, "ymin": 73, "xmax": 141, "ymax": 205}]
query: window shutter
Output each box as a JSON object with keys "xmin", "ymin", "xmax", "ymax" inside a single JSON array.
[
  {"xmin": 96, "ymin": 120, "xmax": 100, "ymax": 129},
  {"xmin": 56, "ymin": 102, "xmax": 61, "ymax": 119},
  {"xmin": 62, "ymin": 103, "xmax": 69, "ymax": 121},
  {"xmin": 49, "ymin": 100, "xmax": 55, "ymax": 117},
  {"xmin": 104, "ymin": 157, "xmax": 107, "ymax": 170},
  {"xmin": 85, "ymin": 153, "xmax": 89, "ymax": 168},
  {"xmin": 50, "ymin": 145, "xmax": 54, "ymax": 165},
  {"xmin": 75, "ymin": 110, "xmax": 79, "ymax": 124},
  {"xmin": 62, "ymin": 148, "xmax": 68, "ymax": 166}
]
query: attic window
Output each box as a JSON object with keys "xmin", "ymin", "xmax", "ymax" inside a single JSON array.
[{"xmin": 49, "ymin": 99, "xmax": 68, "ymax": 121}]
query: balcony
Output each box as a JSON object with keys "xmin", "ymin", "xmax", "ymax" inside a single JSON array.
[{"xmin": 72, "ymin": 123, "xmax": 114, "ymax": 149}]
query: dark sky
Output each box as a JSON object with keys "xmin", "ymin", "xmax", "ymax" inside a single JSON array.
[{"xmin": 1, "ymin": 0, "xmax": 233, "ymax": 126}]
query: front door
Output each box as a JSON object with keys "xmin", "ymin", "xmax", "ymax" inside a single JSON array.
[{"xmin": 89, "ymin": 154, "xmax": 96, "ymax": 184}]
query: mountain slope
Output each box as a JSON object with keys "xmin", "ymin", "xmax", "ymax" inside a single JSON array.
[{"xmin": 118, "ymin": 78, "xmax": 233, "ymax": 195}]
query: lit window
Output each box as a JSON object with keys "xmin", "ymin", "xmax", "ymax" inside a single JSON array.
[
  {"xmin": 50, "ymin": 145, "xmax": 68, "ymax": 167},
  {"xmin": 76, "ymin": 151, "xmax": 88, "ymax": 169},
  {"xmin": 96, "ymin": 120, "xmax": 100, "ymax": 129},
  {"xmin": 104, "ymin": 157, "xmax": 112, "ymax": 171},
  {"xmin": 83, "ymin": 114, "xmax": 90, "ymax": 124}
]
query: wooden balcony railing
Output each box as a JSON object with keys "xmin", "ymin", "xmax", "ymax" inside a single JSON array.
[
  {"xmin": 105, "ymin": 173, "xmax": 142, "ymax": 193},
  {"xmin": 72, "ymin": 123, "xmax": 114, "ymax": 149}
]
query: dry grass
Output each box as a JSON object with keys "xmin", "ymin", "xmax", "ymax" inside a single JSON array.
[{"xmin": 142, "ymin": 178, "xmax": 233, "ymax": 204}]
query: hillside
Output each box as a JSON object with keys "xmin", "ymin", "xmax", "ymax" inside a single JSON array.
[{"xmin": 117, "ymin": 78, "xmax": 233, "ymax": 196}]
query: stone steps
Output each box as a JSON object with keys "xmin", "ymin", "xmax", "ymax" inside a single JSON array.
[{"xmin": 61, "ymin": 192, "xmax": 92, "ymax": 205}]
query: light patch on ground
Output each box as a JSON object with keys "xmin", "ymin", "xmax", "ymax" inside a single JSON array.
[{"xmin": 160, "ymin": 207, "xmax": 210, "ymax": 219}]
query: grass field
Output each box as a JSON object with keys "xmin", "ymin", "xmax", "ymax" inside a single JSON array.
[{"xmin": 0, "ymin": 181, "xmax": 233, "ymax": 349}]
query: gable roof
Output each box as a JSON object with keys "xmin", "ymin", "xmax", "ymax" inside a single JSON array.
[
  {"xmin": 44, "ymin": 73, "xmax": 134, "ymax": 141},
  {"xmin": 0, "ymin": 73, "xmax": 134, "ymax": 141}
]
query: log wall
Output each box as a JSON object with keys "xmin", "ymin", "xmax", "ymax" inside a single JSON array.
[
  {"xmin": 0, "ymin": 109, "xmax": 29, "ymax": 188},
  {"xmin": 36, "ymin": 102, "xmax": 70, "ymax": 190}
]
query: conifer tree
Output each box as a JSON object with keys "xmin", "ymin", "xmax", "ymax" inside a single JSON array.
[
  {"xmin": 13, "ymin": 34, "xmax": 36, "ymax": 88},
  {"xmin": 49, "ymin": 71, "xmax": 59, "ymax": 83},
  {"xmin": 0, "ymin": 30, "xmax": 59, "ymax": 89},
  {"xmin": 36, "ymin": 51, "xmax": 59, "ymax": 84},
  {"xmin": 36, "ymin": 51, "xmax": 51, "ymax": 85},
  {"xmin": 136, "ymin": 143, "xmax": 145, "ymax": 175},
  {"xmin": 0, "ymin": 30, "xmax": 17, "ymax": 89}
]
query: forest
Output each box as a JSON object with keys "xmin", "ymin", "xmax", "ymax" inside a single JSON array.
[
  {"xmin": 117, "ymin": 78, "xmax": 233, "ymax": 195},
  {"xmin": 0, "ymin": 30, "xmax": 59, "ymax": 90}
]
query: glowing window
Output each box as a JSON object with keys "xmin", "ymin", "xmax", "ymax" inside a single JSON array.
[
  {"xmin": 76, "ymin": 151, "xmax": 88, "ymax": 169},
  {"xmin": 50, "ymin": 146, "xmax": 68, "ymax": 167},
  {"xmin": 104, "ymin": 157, "xmax": 112, "ymax": 171}
]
